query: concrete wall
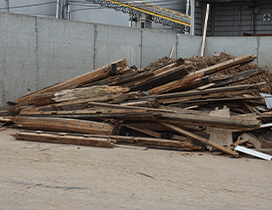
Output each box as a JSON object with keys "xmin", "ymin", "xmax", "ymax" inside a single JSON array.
[
  {"xmin": 205, "ymin": 36, "xmax": 272, "ymax": 68},
  {"xmin": 94, "ymin": 24, "xmax": 141, "ymax": 69},
  {"xmin": 177, "ymin": 35, "xmax": 202, "ymax": 59},
  {"xmin": 141, "ymin": 30, "xmax": 177, "ymax": 68},
  {"xmin": 0, "ymin": 12, "xmax": 37, "ymax": 108},
  {"xmin": 1, "ymin": 12, "xmax": 272, "ymax": 108},
  {"xmin": 0, "ymin": 12, "xmax": 200, "ymax": 108},
  {"xmin": 36, "ymin": 18, "xmax": 95, "ymax": 90}
]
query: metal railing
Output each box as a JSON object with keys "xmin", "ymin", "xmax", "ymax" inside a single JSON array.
[
  {"xmin": 87, "ymin": 0, "xmax": 190, "ymax": 31},
  {"xmin": 119, "ymin": 0, "xmax": 190, "ymax": 26}
]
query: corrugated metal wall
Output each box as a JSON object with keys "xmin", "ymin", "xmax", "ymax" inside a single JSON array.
[
  {"xmin": 195, "ymin": 0, "xmax": 272, "ymax": 36},
  {"xmin": 194, "ymin": 1, "xmax": 203, "ymax": 35}
]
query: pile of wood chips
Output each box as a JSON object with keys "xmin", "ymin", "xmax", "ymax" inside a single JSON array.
[{"xmin": 1, "ymin": 52, "xmax": 272, "ymax": 158}]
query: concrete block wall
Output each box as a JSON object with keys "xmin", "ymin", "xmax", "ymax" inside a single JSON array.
[
  {"xmin": 94, "ymin": 24, "xmax": 141, "ymax": 69},
  {"xmin": 0, "ymin": 12, "xmax": 199, "ymax": 108},
  {"xmin": 205, "ymin": 36, "xmax": 272, "ymax": 68},
  {"xmin": 0, "ymin": 13, "xmax": 37, "ymax": 108},
  {"xmin": 1, "ymin": 12, "xmax": 272, "ymax": 108},
  {"xmin": 36, "ymin": 18, "xmax": 95, "ymax": 90},
  {"xmin": 141, "ymin": 30, "xmax": 177, "ymax": 67}
]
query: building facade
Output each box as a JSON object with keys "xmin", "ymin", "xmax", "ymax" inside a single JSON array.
[{"xmin": 194, "ymin": 0, "xmax": 272, "ymax": 36}]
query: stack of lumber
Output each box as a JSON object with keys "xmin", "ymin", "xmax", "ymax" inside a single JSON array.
[{"xmin": 2, "ymin": 53, "xmax": 272, "ymax": 158}]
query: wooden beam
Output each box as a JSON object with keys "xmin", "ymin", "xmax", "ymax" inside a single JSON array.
[
  {"xmin": 30, "ymin": 85, "xmax": 130, "ymax": 106},
  {"xmin": 7, "ymin": 116, "xmax": 118, "ymax": 135},
  {"xmin": 161, "ymin": 123, "xmax": 239, "ymax": 157},
  {"xmin": 145, "ymin": 82, "xmax": 265, "ymax": 101},
  {"xmin": 201, "ymin": 3, "xmax": 210, "ymax": 56},
  {"xmin": 146, "ymin": 54, "xmax": 257, "ymax": 95},
  {"xmin": 169, "ymin": 46, "xmax": 175, "ymax": 58},
  {"xmin": 214, "ymin": 68, "xmax": 264, "ymax": 87},
  {"xmin": 123, "ymin": 124, "xmax": 162, "ymax": 138},
  {"xmin": 87, "ymin": 102, "xmax": 176, "ymax": 113},
  {"xmin": 130, "ymin": 66, "xmax": 191, "ymax": 91},
  {"xmin": 158, "ymin": 112, "xmax": 260, "ymax": 130},
  {"xmin": 15, "ymin": 58, "xmax": 128, "ymax": 104},
  {"xmin": 12, "ymin": 131, "xmax": 115, "ymax": 148}
]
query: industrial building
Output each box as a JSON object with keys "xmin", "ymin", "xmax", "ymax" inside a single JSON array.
[
  {"xmin": 195, "ymin": 0, "xmax": 272, "ymax": 36},
  {"xmin": 0, "ymin": 0, "xmax": 271, "ymax": 35}
]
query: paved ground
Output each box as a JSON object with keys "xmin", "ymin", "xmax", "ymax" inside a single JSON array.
[{"xmin": 0, "ymin": 128, "xmax": 272, "ymax": 209}]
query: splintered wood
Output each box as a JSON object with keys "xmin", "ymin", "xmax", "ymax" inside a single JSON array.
[{"xmin": 3, "ymin": 53, "xmax": 272, "ymax": 158}]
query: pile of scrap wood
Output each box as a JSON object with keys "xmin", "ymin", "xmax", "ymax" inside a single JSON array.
[{"xmin": 2, "ymin": 52, "xmax": 272, "ymax": 159}]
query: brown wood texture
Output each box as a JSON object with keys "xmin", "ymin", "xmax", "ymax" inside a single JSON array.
[
  {"xmin": 13, "ymin": 131, "xmax": 115, "ymax": 148},
  {"xmin": 30, "ymin": 86, "xmax": 130, "ymax": 106},
  {"xmin": 123, "ymin": 124, "xmax": 162, "ymax": 138},
  {"xmin": 161, "ymin": 123, "xmax": 239, "ymax": 157},
  {"xmin": 8, "ymin": 116, "xmax": 117, "ymax": 135},
  {"xmin": 158, "ymin": 112, "xmax": 260, "ymax": 130},
  {"xmin": 147, "ymin": 54, "xmax": 257, "ymax": 95},
  {"xmin": 129, "ymin": 65, "xmax": 191, "ymax": 91},
  {"xmin": 15, "ymin": 58, "xmax": 128, "ymax": 104}
]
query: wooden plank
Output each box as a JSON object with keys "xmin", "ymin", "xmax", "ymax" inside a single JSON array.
[
  {"xmin": 0, "ymin": 110, "xmax": 11, "ymax": 116},
  {"xmin": 172, "ymin": 135, "xmax": 188, "ymax": 141},
  {"xmin": 161, "ymin": 90, "xmax": 255, "ymax": 105},
  {"xmin": 16, "ymin": 130, "xmax": 199, "ymax": 150},
  {"xmin": 123, "ymin": 124, "xmax": 162, "ymax": 138},
  {"xmin": 240, "ymin": 133, "xmax": 262, "ymax": 149},
  {"xmin": 201, "ymin": 3, "xmax": 209, "ymax": 56},
  {"xmin": 113, "ymin": 70, "xmax": 155, "ymax": 86},
  {"xmin": 169, "ymin": 46, "xmax": 175, "ymax": 58},
  {"xmin": 146, "ymin": 54, "xmax": 257, "ymax": 95},
  {"xmin": 234, "ymin": 138, "xmax": 249, "ymax": 148},
  {"xmin": 20, "ymin": 108, "xmax": 149, "ymax": 116},
  {"xmin": 22, "ymin": 112, "xmax": 157, "ymax": 122},
  {"xmin": 122, "ymin": 122, "xmax": 167, "ymax": 131},
  {"xmin": 158, "ymin": 112, "xmax": 260, "ymax": 130},
  {"xmin": 12, "ymin": 131, "xmax": 115, "ymax": 148},
  {"xmin": 261, "ymin": 140, "xmax": 272, "ymax": 149},
  {"xmin": 0, "ymin": 127, "xmax": 7, "ymax": 132},
  {"xmin": 86, "ymin": 62, "xmax": 177, "ymax": 87},
  {"xmin": 129, "ymin": 65, "xmax": 191, "ymax": 91},
  {"xmin": 166, "ymin": 95, "xmax": 262, "ymax": 105},
  {"xmin": 214, "ymin": 69, "xmax": 264, "ymax": 87},
  {"xmin": 19, "ymin": 91, "xmax": 142, "ymax": 114},
  {"xmin": 29, "ymin": 85, "xmax": 130, "ymax": 106},
  {"xmin": 206, "ymin": 106, "xmax": 233, "ymax": 149},
  {"xmin": 110, "ymin": 135, "xmax": 200, "ymax": 149},
  {"xmin": 120, "ymin": 99, "xmax": 159, "ymax": 108},
  {"xmin": 53, "ymin": 86, "xmax": 129, "ymax": 103},
  {"xmin": 197, "ymin": 83, "xmax": 215, "ymax": 90},
  {"xmin": 7, "ymin": 116, "xmax": 117, "ymax": 135},
  {"xmin": 114, "ymin": 144, "xmax": 148, "ymax": 150},
  {"xmin": 87, "ymin": 102, "xmax": 176, "ymax": 113},
  {"xmin": 159, "ymin": 105, "xmax": 209, "ymax": 116},
  {"xmin": 15, "ymin": 58, "xmax": 128, "ymax": 104},
  {"xmin": 144, "ymin": 82, "xmax": 265, "ymax": 101},
  {"xmin": 161, "ymin": 123, "xmax": 239, "ymax": 157}
]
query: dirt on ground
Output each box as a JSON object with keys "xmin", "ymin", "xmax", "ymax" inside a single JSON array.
[{"xmin": 1, "ymin": 128, "xmax": 272, "ymax": 209}]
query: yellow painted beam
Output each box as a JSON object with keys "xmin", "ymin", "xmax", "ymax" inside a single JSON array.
[{"xmin": 108, "ymin": 0, "xmax": 191, "ymax": 27}]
